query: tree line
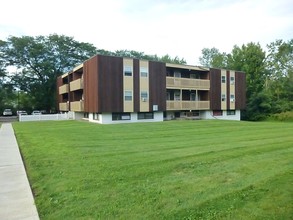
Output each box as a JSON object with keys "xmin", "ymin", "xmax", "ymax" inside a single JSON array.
[
  {"xmin": 0, "ymin": 34, "xmax": 292, "ymax": 120},
  {"xmin": 199, "ymin": 40, "xmax": 293, "ymax": 120}
]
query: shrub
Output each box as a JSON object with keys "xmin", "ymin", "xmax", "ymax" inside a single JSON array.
[{"xmin": 269, "ymin": 111, "xmax": 293, "ymax": 122}]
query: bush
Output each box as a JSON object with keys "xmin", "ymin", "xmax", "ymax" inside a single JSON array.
[{"xmin": 268, "ymin": 111, "xmax": 293, "ymax": 122}]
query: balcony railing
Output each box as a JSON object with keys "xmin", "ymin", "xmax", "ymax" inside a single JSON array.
[
  {"xmin": 59, "ymin": 84, "xmax": 69, "ymax": 94},
  {"xmin": 167, "ymin": 101, "xmax": 210, "ymax": 110},
  {"xmin": 70, "ymin": 78, "xmax": 83, "ymax": 91},
  {"xmin": 59, "ymin": 102, "xmax": 69, "ymax": 111},
  {"xmin": 70, "ymin": 101, "xmax": 84, "ymax": 112},
  {"xmin": 166, "ymin": 77, "xmax": 210, "ymax": 90}
]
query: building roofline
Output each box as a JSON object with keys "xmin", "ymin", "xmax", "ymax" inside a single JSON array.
[{"xmin": 166, "ymin": 63, "xmax": 209, "ymax": 71}]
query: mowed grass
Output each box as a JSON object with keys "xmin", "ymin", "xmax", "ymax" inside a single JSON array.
[{"xmin": 13, "ymin": 120, "xmax": 293, "ymax": 219}]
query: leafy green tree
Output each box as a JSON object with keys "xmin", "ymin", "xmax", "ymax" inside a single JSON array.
[
  {"xmin": 97, "ymin": 49, "xmax": 186, "ymax": 64},
  {"xmin": 227, "ymin": 43, "xmax": 267, "ymax": 96},
  {"xmin": 266, "ymin": 39, "xmax": 293, "ymax": 112},
  {"xmin": 159, "ymin": 54, "xmax": 186, "ymax": 64},
  {"xmin": 2, "ymin": 34, "xmax": 97, "ymax": 112},
  {"xmin": 199, "ymin": 47, "xmax": 227, "ymax": 68},
  {"xmin": 0, "ymin": 39, "xmax": 14, "ymax": 113},
  {"xmin": 226, "ymin": 43, "xmax": 268, "ymax": 120}
]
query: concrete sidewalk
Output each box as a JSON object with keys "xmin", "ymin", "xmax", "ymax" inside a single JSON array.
[{"xmin": 0, "ymin": 123, "xmax": 39, "ymax": 220}]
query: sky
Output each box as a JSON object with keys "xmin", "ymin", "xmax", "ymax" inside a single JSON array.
[{"xmin": 0, "ymin": 0, "xmax": 292, "ymax": 65}]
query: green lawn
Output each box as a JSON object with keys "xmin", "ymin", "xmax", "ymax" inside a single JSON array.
[{"xmin": 13, "ymin": 120, "xmax": 293, "ymax": 219}]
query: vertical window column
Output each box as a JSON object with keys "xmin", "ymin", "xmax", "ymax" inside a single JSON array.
[
  {"xmin": 221, "ymin": 69, "xmax": 227, "ymax": 110},
  {"xmin": 139, "ymin": 60, "xmax": 149, "ymax": 112},
  {"xmin": 230, "ymin": 71, "xmax": 236, "ymax": 109},
  {"xmin": 123, "ymin": 58, "xmax": 134, "ymax": 112}
]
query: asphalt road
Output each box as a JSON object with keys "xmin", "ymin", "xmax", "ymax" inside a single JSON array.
[{"xmin": 0, "ymin": 116, "xmax": 18, "ymax": 123}]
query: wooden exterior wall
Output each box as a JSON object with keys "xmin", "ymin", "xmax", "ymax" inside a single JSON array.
[
  {"xmin": 149, "ymin": 61, "xmax": 166, "ymax": 112},
  {"xmin": 56, "ymin": 76, "xmax": 63, "ymax": 111},
  {"xmin": 227, "ymin": 70, "xmax": 230, "ymax": 110},
  {"xmin": 83, "ymin": 55, "xmax": 99, "ymax": 112},
  {"xmin": 82, "ymin": 55, "xmax": 167, "ymax": 114},
  {"xmin": 235, "ymin": 71, "xmax": 246, "ymax": 109},
  {"xmin": 133, "ymin": 59, "xmax": 140, "ymax": 112},
  {"xmin": 97, "ymin": 55, "xmax": 124, "ymax": 113},
  {"xmin": 210, "ymin": 68, "xmax": 246, "ymax": 110},
  {"xmin": 210, "ymin": 68, "xmax": 221, "ymax": 110}
]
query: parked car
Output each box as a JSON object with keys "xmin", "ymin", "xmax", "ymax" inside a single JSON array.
[
  {"xmin": 31, "ymin": 110, "xmax": 42, "ymax": 115},
  {"xmin": 17, "ymin": 110, "xmax": 28, "ymax": 116},
  {"xmin": 3, "ymin": 109, "xmax": 13, "ymax": 116}
]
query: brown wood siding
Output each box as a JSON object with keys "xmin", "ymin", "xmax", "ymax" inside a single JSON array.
[
  {"xmin": 149, "ymin": 61, "xmax": 166, "ymax": 111},
  {"xmin": 210, "ymin": 68, "xmax": 221, "ymax": 110},
  {"xmin": 235, "ymin": 71, "xmax": 246, "ymax": 109},
  {"xmin": 83, "ymin": 55, "xmax": 99, "ymax": 112},
  {"xmin": 56, "ymin": 76, "xmax": 63, "ymax": 111},
  {"xmin": 227, "ymin": 70, "xmax": 230, "ymax": 110},
  {"xmin": 97, "ymin": 55, "xmax": 123, "ymax": 112},
  {"xmin": 133, "ymin": 59, "xmax": 140, "ymax": 112}
]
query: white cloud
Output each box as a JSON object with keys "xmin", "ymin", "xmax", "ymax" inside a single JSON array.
[{"xmin": 0, "ymin": 0, "xmax": 292, "ymax": 65}]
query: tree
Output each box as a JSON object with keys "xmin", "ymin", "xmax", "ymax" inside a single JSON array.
[
  {"xmin": 0, "ymin": 39, "xmax": 14, "ymax": 113},
  {"xmin": 2, "ymin": 34, "xmax": 97, "ymax": 112},
  {"xmin": 265, "ymin": 39, "xmax": 293, "ymax": 112},
  {"xmin": 199, "ymin": 47, "xmax": 227, "ymax": 68},
  {"xmin": 111, "ymin": 50, "xmax": 186, "ymax": 64},
  {"xmin": 227, "ymin": 43, "xmax": 267, "ymax": 97},
  {"xmin": 226, "ymin": 43, "xmax": 268, "ymax": 120},
  {"xmin": 160, "ymin": 54, "xmax": 186, "ymax": 64}
]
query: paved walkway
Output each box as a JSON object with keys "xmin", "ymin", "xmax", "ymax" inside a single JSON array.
[{"xmin": 0, "ymin": 123, "xmax": 39, "ymax": 220}]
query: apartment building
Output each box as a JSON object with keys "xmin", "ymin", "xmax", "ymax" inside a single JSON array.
[{"xmin": 57, "ymin": 54, "xmax": 246, "ymax": 124}]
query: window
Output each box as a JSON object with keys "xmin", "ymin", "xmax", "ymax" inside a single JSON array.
[
  {"xmin": 174, "ymin": 71, "xmax": 181, "ymax": 78},
  {"xmin": 166, "ymin": 92, "xmax": 170, "ymax": 100},
  {"xmin": 124, "ymin": 90, "xmax": 132, "ymax": 101},
  {"xmin": 221, "ymin": 75, "xmax": 226, "ymax": 83},
  {"xmin": 137, "ymin": 112, "xmax": 154, "ymax": 120},
  {"xmin": 230, "ymin": 94, "xmax": 235, "ymax": 102},
  {"xmin": 213, "ymin": 110, "xmax": 223, "ymax": 116},
  {"xmin": 140, "ymin": 67, "xmax": 148, "ymax": 77},
  {"xmin": 124, "ymin": 66, "xmax": 132, "ymax": 76},
  {"xmin": 175, "ymin": 91, "xmax": 180, "ymax": 100},
  {"xmin": 190, "ymin": 73, "xmax": 200, "ymax": 79},
  {"xmin": 141, "ymin": 91, "xmax": 148, "ymax": 101},
  {"xmin": 221, "ymin": 94, "xmax": 226, "ymax": 101},
  {"xmin": 227, "ymin": 110, "xmax": 236, "ymax": 115},
  {"xmin": 190, "ymin": 93, "xmax": 196, "ymax": 101},
  {"xmin": 230, "ymin": 76, "xmax": 235, "ymax": 85},
  {"xmin": 112, "ymin": 113, "xmax": 131, "ymax": 121}
]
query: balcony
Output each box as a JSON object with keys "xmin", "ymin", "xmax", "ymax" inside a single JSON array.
[
  {"xmin": 167, "ymin": 101, "xmax": 210, "ymax": 110},
  {"xmin": 59, "ymin": 102, "xmax": 69, "ymax": 111},
  {"xmin": 70, "ymin": 101, "xmax": 84, "ymax": 112},
  {"xmin": 166, "ymin": 77, "xmax": 210, "ymax": 90},
  {"xmin": 59, "ymin": 84, "xmax": 69, "ymax": 94},
  {"xmin": 70, "ymin": 78, "xmax": 83, "ymax": 91}
]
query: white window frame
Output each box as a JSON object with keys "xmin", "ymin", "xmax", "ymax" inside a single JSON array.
[
  {"xmin": 221, "ymin": 75, "xmax": 226, "ymax": 83},
  {"xmin": 230, "ymin": 76, "xmax": 235, "ymax": 85},
  {"xmin": 141, "ymin": 91, "xmax": 148, "ymax": 101},
  {"xmin": 230, "ymin": 94, "xmax": 235, "ymax": 102},
  {"xmin": 124, "ymin": 66, "xmax": 132, "ymax": 76},
  {"xmin": 140, "ymin": 67, "xmax": 148, "ymax": 77},
  {"xmin": 221, "ymin": 94, "xmax": 226, "ymax": 101},
  {"xmin": 124, "ymin": 90, "xmax": 132, "ymax": 101}
]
